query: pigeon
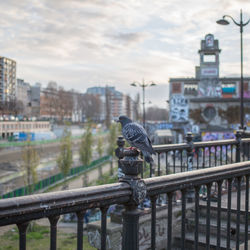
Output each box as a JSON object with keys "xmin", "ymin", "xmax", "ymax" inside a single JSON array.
[{"xmin": 117, "ymin": 115, "xmax": 156, "ymax": 163}]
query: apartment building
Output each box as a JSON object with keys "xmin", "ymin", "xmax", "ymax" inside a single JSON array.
[{"xmin": 0, "ymin": 57, "xmax": 16, "ymax": 102}]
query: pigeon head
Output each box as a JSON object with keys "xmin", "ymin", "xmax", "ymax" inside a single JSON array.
[{"xmin": 117, "ymin": 115, "xmax": 132, "ymax": 127}]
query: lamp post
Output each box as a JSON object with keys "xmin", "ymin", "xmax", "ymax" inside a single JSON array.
[
  {"xmin": 166, "ymin": 100, "xmax": 170, "ymax": 122},
  {"xmin": 131, "ymin": 79, "xmax": 156, "ymax": 128},
  {"xmin": 217, "ymin": 10, "xmax": 250, "ymax": 130}
]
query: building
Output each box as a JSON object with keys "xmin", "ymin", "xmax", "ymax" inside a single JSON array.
[
  {"xmin": 0, "ymin": 120, "xmax": 50, "ymax": 139},
  {"xmin": 16, "ymin": 79, "xmax": 30, "ymax": 115},
  {"xmin": 40, "ymin": 86, "xmax": 58, "ymax": 120},
  {"xmin": 0, "ymin": 57, "xmax": 16, "ymax": 102},
  {"xmin": 16, "ymin": 80, "xmax": 41, "ymax": 117},
  {"xmin": 169, "ymin": 34, "xmax": 250, "ymax": 142},
  {"xmin": 86, "ymin": 86, "xmax": 136, "ymax": 121},
  {"xmin": 29, "ymin": 83, "xmax": 41, "ymax": 117}
]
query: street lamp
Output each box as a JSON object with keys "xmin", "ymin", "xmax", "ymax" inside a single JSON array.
[
  {"xmin": 166, "ymin": 100, "xmax": 170, "ymax": 122},
  {"xmin": 131, "ymin": 79, "xmax": 156, "ymax": 128},
  {"xmin": 217, "ymin": 10, "xmax": 250, "ymax": 130}
]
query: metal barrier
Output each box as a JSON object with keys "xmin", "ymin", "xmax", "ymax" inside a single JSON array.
[
  {"xmin": 1, "ymin": 155, "xmax": 110, "ymax": 199},
  {"xmin": 151, "ymin": 130, "xmax": 250, "ymax": 177},
  {"xmin": 0, "ymin": 145, "xmax": 249, "ymax": 250}
]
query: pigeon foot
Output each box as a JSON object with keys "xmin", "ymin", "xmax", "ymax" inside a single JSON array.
[{"xmin": 129, "ymin": 146, "xmax": 137, "ymax": 151}]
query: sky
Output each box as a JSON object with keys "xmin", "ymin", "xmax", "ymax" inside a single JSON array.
[{"xmin": 0, "ymin": 0, "xmax": 250, "ymax": 108}]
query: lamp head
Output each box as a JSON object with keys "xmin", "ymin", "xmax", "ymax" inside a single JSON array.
[
  {"xmin": 216, "ymin": 19, "xmax": 230, "ymax": 25},
  {"xmin": 131, "ymin": 83, "xmax": 137, "ymax": 87}
]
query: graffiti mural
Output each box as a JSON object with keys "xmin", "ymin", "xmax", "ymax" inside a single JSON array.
[
  {"xmin": 170, "ymin": 95, "xmax": 188, "ymax": 122},
  {"xmin": 202, "ymin": 132, "xmax": 235, "ymax": 141},
  {"xmin": 198, "ymin": 85, "xmax": 222, "ymax": 97}
]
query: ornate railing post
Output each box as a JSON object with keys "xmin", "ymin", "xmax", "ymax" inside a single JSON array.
[
  {"xmin": 119, "ymin": 148, "xmax": 147, "ymax": 250},
  {"xmin": 115, "ymin": 136, "xmax": 125, "ymax": 179},
  {"xmin": 186, "ymin": 132, "xmax": 195, "ymax": 202},
  {"xmin": 186, "ymin": 132, "xmax": 194, "ymax": 171},
  {"xmin": 235, "ymin": 130, "xmax": 242, "ymax": 163}
]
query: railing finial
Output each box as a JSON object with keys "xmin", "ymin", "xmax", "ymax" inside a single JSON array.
[{"xmin": 119, "ymin": 148, "xmax": 146, "ymax": 250}]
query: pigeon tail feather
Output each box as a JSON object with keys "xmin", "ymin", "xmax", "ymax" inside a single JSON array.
[{"xmin": 142, "ymin": 150, "xmax": 154, "ymax": 164}]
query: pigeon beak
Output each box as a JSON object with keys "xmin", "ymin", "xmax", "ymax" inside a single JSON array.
[{"xmin": 115, "ymin": 119, "xmax": 120, "ymax": 123}]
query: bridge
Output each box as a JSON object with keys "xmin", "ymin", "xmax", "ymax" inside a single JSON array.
[{"xmin": 0, "ymin": 130, "xmax": 249, "ymax": 249}]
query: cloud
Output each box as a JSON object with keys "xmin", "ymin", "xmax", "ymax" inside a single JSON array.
[
  {"xmin": 0, "ymin": 0, "xmax": 250, "ymax": 108},
  {"xmin": 109, "ymin": 32, "xmax": 150, "ymax": 46}
]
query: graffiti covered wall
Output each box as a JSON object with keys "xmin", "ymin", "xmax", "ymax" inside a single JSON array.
[{"xmin": 170, "ymin": 95, "xmax": 188, "ymax": 122}]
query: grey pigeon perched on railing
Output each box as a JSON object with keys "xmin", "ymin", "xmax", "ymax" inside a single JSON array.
[{"xmin": 117, "ymin": 115, "xmax": 156, "ymax": 163}]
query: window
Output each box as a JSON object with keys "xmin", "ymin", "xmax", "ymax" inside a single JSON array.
[
  {"xmin": 203, "ymin": 55, "xmax": 216, "ymax": 62},
  {"xmin": 172, "ymin": 83, "xmax": 182, "ymax": 93}
]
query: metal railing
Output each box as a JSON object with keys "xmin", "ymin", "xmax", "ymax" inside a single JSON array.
[
  {"xmin": 151, "ymin": 130, "xmax": 250, "ymax": 177},
  {"xmin": 0, "ymin": 135, "xmax": 249, "ymax": 250}
]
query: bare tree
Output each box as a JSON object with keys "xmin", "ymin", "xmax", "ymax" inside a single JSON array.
[
  {"xmin": 126, "ymin": 95, "xmax": 131, "ymax": 119},
  {"xmin": 79, "ymin": 121, "xmax": 93, "ymax": 166},
  {"xmin": 57, "ymin": 126, "xmax": 73, "ymax": 188},
  {"xmin": 57, "ymin": 87, "xmax": 74, "ymax": 122},
  {"xmin": 107, "ymin": 122, "xmax": 119, "ymax": 175},
  {"xmin": 146, "ymin": 106, "xmax": 168, "ymax": 121},
  {"xmin": 189, "ymin": 108, "xmax": 207, "ymax": 124},
  {"xmin": 218, "ymin": 106, "xmax": 250, "ymax": 127},
  {"xmin": 80, "ymin": 93, "xmax": 101, "ymax": 121},
  {"xmin": 0, "ymin": 100, "xmax": 20, "ymax": 116},
  {"xmin": 105, "ymin": 87, "xmax": 111, "ymax": 128},
  {"xmin": 42, "ymin": 83, "xmax": 58, "ymax": 119},
  {"xmin": 134, "ymin": 93, "xmax": 141, "ymax": 121},
  {"xmin": 22, "ymin": 140, "xmax": 40, "ymax": 194}
]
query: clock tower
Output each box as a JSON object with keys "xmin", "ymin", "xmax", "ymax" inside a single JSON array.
[
  {"xmin": 199, "ymin": 34, "xmax": 221, "ymax": 79},
  {"xmin": 197, "ymin": 34, "xmax": 222, "ymax": 97}
]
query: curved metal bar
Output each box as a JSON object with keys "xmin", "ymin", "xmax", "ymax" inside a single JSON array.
[
  {"xmin": 223, "ymin": 14, "xmax": 250, "ymax": 27},
  {"xmin": 223, "ymin": 15, "xmax": 240, "ymax": 26},
  {"xmin": 242, "ymin": 18, "xmax": 250, "ymax": 26}
]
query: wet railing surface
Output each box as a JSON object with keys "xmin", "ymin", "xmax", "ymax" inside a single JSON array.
[{"xmin": 0, "ymin": 131, "xmax": 249, "ymax": 250}]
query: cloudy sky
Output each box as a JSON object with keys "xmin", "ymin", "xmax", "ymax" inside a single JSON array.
[{"xmin": 0, "ymin": 0, "xmax": 250, "ymax": 107}]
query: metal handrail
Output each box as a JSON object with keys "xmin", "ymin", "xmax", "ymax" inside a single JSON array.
[
  {"xmin": 0, "ymin": 145, "xmax": 249, "ymax": 250},
  {"xmin": 1, "ymin": 161, "xmax": 249, "ymax": 226},
  {"xmin": 152, "ymin": 139, "xmax": 238, "ymax": 153},
  {"xmin": 145, "ymin": 161, "xmax": 250, "ymax": 195},
  {"xmin": 0, "ymin": 182, "xmax": 131, "ymax": 226}
]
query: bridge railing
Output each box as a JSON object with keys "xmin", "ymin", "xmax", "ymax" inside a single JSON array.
[
  {"xmin": 151, "ymin": 130, "xmax": 250, "ymax": 177},
  {"xmin": 0, "ymin": 145, "xmax": 249, "ymax": 250}
]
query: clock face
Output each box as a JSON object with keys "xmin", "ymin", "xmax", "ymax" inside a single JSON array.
[{"xmin": 206, "ymin": 35, "xmax": 214, "ymax": 47}]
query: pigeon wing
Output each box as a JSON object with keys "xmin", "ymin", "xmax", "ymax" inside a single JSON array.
[{"xmin": 122, "ymin": 123, "xmax": 155, "ymax": 154}]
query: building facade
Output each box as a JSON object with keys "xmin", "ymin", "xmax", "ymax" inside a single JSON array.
[
  {"xmin": 0, "ymin": 121, "xmax": 50, "ymax": 139},
  {"xmin": 0, "ymin": 57, "xmax": 16, "ymax": 102},
  {"xmin": 16, "ymin": 79, "xmax": 30, "ymax": 115},
  {"xmin": 16, "ymin": 79, "xmax": 41, "ymax": 117},
  {"xmin": 169, "ymin": 34, "xmax": 250, "ymax": 142}
]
